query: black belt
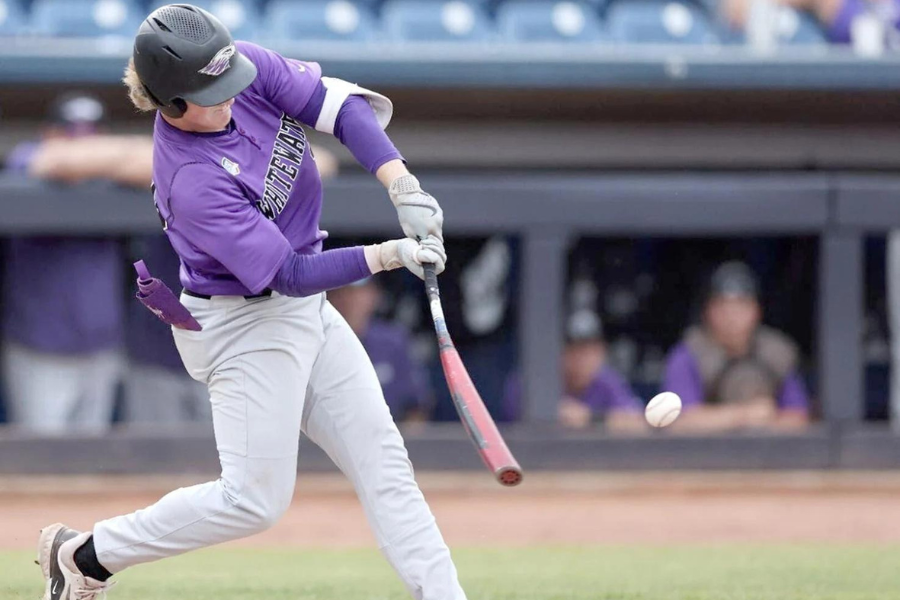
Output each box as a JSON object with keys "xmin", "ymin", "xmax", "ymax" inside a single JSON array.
[{"xmin": 183, "ymin": 288, "xmax": 273, "ymax": 300}]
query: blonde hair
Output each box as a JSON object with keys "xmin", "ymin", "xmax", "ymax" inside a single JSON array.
[{"xmin": 122, "ymin": 58, "xmax": 156, "ymax": 113}]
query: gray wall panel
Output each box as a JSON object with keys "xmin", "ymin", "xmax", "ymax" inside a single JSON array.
[
  {"xmin": 0, "ymin": 174, "xmax": 831, "ymax": 234},
  {"xmin": 0, "ymin": 428, "xmax": 841, "ymax": 473},
  {"xmin": 837, "ymin": 175, "xmax": 900, "ymax": 230}
]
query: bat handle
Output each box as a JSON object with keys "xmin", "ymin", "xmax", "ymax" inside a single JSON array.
[{"xmin": 423, "ymin": 263, "xmax": 439, "ymax": 301}]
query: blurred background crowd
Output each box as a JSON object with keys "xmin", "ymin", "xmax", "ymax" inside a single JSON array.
[
  {"xmin": 0, "ymin": 0, "xmax": 898, "ymax": 437},
  {"xmin": 1, "ymin": 0, "xmax": 898, "ymax": 50}
]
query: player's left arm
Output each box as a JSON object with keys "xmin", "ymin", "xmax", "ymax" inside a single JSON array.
[
  {"xmin": 306, "ymin": 86, "xmax": 442, "ymax": 243},
  {"xmin": 240, "ymin": 41, "xmax": 444, "ymax": 242}
]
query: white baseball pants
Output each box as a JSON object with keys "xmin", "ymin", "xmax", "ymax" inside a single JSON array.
[{"xmin": 92, "ymin": 292, "xmax": 466, "ymax": 600}]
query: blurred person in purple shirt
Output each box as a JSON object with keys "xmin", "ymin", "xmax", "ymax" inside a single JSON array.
[
  {"xmin": 327, "ymin": 278, "xmax": 432, "ymax": 422},
  {"xmin": 502, "ymin": 309, "xmax": 646, "ymax": 431},
  {"xmin": 662, "ymin": 261, "xmax": 810, "ymax": 432},
  {"xmin": 2, "ymin": 93, "xmax": 152, "ymax": 434}
]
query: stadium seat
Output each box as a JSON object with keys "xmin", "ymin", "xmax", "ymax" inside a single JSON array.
[
  {"xmin": 0, "ymin": 0, "xmax": 25, "ymax": 36},
  {"xmin": 266, "ymin": 0, "xmax": 376, "ymax": 41},
  {"xmin": 605, "ymin": 0, "xmax": 718, "ymax": 44},
  {"xmin": 497, "ymin": 0, "xmax": 606, "ymax": 42},
  {"xmin": 31, "ymin": 0, "xmax": 143, "ymax": 37},
  {"xmin": 150, "ymin": 0, "xmax": 260, "ymax": 41},
  {"xmin": 382, "ymin": 0, "xmax": 493, "ymax": 42},
  {"xmin": 773, "ymin": 7, "xmax": 827, "ymax": 44},
  {"xmin": 722, "ymin": 7, "xmax": 827, "ymax": 46}
]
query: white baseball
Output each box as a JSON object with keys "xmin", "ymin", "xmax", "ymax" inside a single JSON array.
[{"xmin": 645, "ymin": 391, "xmax": 682, "ymax": 428}]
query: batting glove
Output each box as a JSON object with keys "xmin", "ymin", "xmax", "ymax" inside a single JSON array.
[
  {"xmin": 365, "ymin": 235, "xmax": 447, "ymax": 280},
  {"xmin": 389, "ymin": 175, "xmax": 444, "ymax": 242}
]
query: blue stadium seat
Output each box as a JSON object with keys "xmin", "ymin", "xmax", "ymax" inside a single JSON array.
[
  {"xmin": 266, "ymin": 0, "xmax": 376, "ymax": 41},
  {"xmin": 150, "ymin": 0, "xmax": 260, "ymax": 41},
  {"xmin": 722, "ymin": 7, "xmax": 827, "ymax": 46},
  {"xmin": 382, "ymin": 0, "xmax": 493, "ymax": 42},
  {"xmin": 31, "ymin": 0, "xmax": 143, "ymax": 37},
  {"xmin": 0, "ymin": 0, "xmax": 26, "ymax": 36},
  {"xmin": 605, "ymin": 0, "xmax": 718, "ymax": 44},
  {"xmin": 774, "ymin": 7, "xmax": 827, "ymax": 44},
  {"xmin": 497, "ymin": 0, "xmax": 606, "ymax": 42}
]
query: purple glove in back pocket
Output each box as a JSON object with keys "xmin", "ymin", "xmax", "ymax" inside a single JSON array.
[{"xmin": 134, "ymin": 260, "xmax": 202, "ymax": 331}]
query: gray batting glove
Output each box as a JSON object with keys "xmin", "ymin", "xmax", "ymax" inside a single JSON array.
[
  {"xmin": 389, "ymin": 174, "xmax": 444, "ymax": 242},
  {"xmin": 365, "ymin": 236, "xmax": 447, "ymax": 280}
]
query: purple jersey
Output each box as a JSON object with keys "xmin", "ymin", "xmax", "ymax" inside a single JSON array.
[
  {"xmin": 152, "ymin": 41, "xmax": 328, "ymax": 296},
  {"xmin": 363, "ymin": 321, "xmax": 430, "ymax": 418},
  {"xmin": 501, "ymin": 365, "xmax": 641, "ymax": 422},
  {"xmin": 663, "ymin": 342, "xmax": 810, "ymax": 411}
]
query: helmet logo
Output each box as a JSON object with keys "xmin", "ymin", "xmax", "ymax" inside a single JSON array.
[{"xmin": 199, "ymin": 45, "xmax": 235, "ymax": 77}]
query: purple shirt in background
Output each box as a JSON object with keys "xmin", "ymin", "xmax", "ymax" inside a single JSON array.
[
  {"xmin": 3, "ymin": 143, "xmax": 123, "ymax": 355},
  {"xmin": 362, "ymin": 321, "xmax": 429, "ymax": 419},
  {"xmin": 153, "ymin": 41, "xmax": 400, "ymax": 297},
  {"xmin": 501, "ymin": 365, "xmax": 641, "ymax": 422},
  {"xmin": 828, "ymin": 0, "xmax": 900, "ymax": 42},
  {"xmin": 662, "ymin": 342, "xmax": 810, "ymax": 411}
]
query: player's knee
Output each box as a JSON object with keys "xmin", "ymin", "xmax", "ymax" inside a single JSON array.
[
  {"xmin": 220, "ymin": 460, "xmax": 296, "ymax": 533},
  {"xmin": 250, "ymin": 482, "xmax": 294, "ymax": 530}
]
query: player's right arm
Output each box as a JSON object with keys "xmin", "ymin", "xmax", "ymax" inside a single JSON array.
[{"xmin": 169, "ymin": 164, "xmax": 445, "ymax": 297}]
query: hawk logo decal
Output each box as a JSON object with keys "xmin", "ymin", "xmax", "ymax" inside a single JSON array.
[{"xmin": 199, "ymin": 45, "xmax": 235, "ymax": 77}]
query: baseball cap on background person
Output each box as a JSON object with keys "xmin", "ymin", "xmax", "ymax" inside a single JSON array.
[
  {"xmin": 132, "ymin": 4, "xmax": 257, "ymax": 118},
  {"xmin": 48, "ymin": 92, "xmax": 105, "ymax": 137},
  {"xmin": 708, "ymin": 261, "xmax": 759, "ymax": 300},
  {"xmin": 566, "ymin": 308, "xmax": 603, "ymax": 343}
]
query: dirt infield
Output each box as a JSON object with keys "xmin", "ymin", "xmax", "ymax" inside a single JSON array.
[{"xmin": 3, "ymin": 471, "xmax": 900, "ymax": 550}]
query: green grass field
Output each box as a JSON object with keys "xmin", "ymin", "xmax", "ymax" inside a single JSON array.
[{"xmin": 2, "ymin": 545, "xmax": 898, "ymax": 600}]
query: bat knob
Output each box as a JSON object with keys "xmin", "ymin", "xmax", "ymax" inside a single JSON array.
[{"xmin": 498, "ymin": 467, "xmax": 524, "ymax": 487}]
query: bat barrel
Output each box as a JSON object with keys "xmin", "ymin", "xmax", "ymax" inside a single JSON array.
[{"xmin": 425, "ymin": 263, "xmax": 524, "ymax": 488}]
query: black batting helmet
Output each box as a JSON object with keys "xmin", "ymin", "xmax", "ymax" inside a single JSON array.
[{"xmin": 132, "ymin": 4, "xmax": 257, "ymax": 118}]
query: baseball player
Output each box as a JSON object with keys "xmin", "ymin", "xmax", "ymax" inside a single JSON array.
[{"xmin": 38, "ymin": 4, "xmax": 464, "ymax": 600}]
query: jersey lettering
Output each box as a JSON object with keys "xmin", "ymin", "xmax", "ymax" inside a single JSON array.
[{"xmin": 256, "ymin": 113, "xmax": 306, "ymax": 220}]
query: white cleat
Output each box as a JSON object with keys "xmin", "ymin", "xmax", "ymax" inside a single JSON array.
[{"xmin": 37, "ymin": 524, "xmax": 115, "ymax": 600}]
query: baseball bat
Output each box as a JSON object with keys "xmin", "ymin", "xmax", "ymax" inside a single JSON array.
[{"xmin": 423, "ymin": 263, "xmax": 523, "ymax": 487}]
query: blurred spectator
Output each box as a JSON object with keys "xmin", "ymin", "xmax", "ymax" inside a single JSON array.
[
  {"xmin": 124, "ymin": 142, "xmax": 338, "ymax": 425},
  {"xmin": 662, "ymin": 261, "xmax": 810, "ymax": 432},
  {"xmin": 328, "ymin": 278, "xmax": 433, "ymax": 422},
  {"xmin": 502, "ymin": 310, "xmax": 646, "ymax": 431},
  {"xmin": 723, "ymin": 0, "xmax": 899, "ymax": 45},
  {"xmin": 2, "ymin": 92, "xmax": 152, "ymax": 434}
]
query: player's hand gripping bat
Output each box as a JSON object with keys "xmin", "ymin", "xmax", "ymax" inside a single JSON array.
[{"xmin": 422, "ymin": 263, "xmax": 523, "ymax": 487}]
